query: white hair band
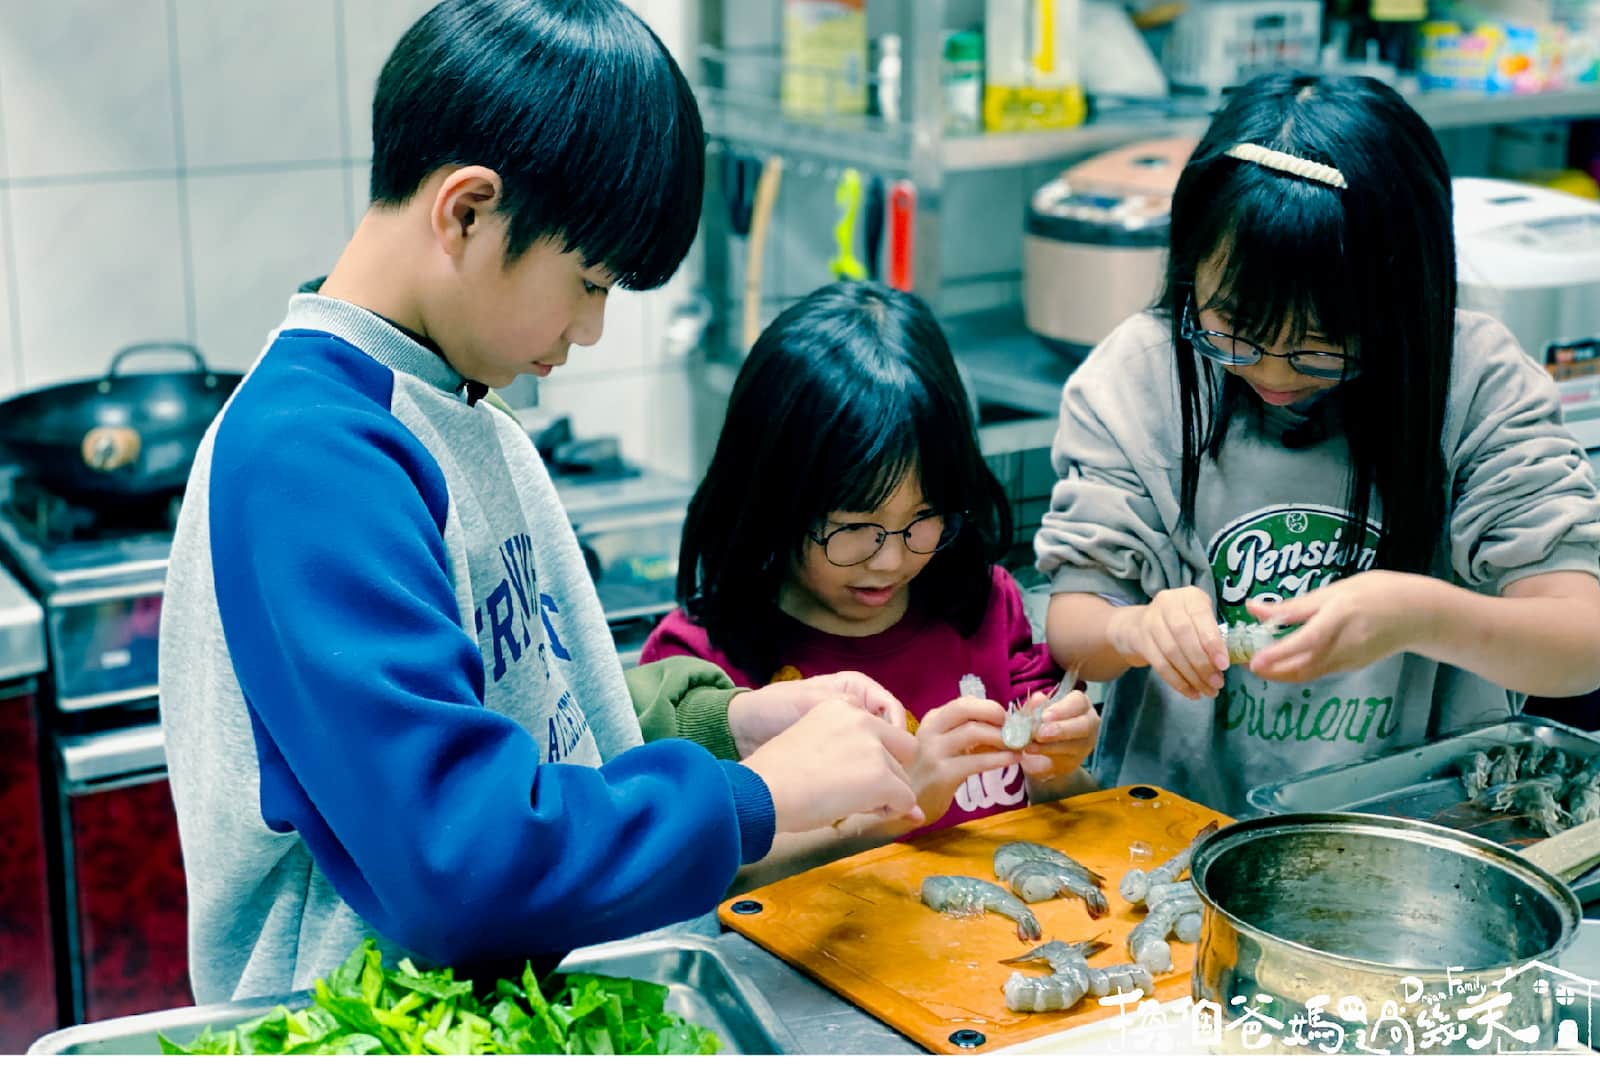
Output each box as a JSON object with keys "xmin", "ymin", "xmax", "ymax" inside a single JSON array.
[{"xmin": 1224, "ymin": 143, "xmax": 1348, "ymax": 190}]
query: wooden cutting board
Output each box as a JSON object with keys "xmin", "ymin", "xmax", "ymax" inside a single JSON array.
[{"xmin": 718, "ymin": 785, "xmax": 1229, "ymax": 1055}]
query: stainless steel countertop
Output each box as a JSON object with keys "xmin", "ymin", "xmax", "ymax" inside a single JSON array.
[
  {"xmin": 660, "ymin": 915, "xmax": 921, "ymax": 1055},
  {"xmin": 0, "ymin": 562, "xmax": 44, "ymax": 682},
  {"xmin": 677, "ymin": 912, "xmax": 1600, "ymax": 1056}
]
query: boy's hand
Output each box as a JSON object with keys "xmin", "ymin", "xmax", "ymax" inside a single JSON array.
[
  {"xmin": 1107, "ymin": 586, "xmax": 1229, "ymax": 699},
  {"xmin": 1017, "ymin": 689, "xmax": 1099, "ymax": 782},
  {"xmin": 742, "ymin": 699, "xmax": 922, "ymax": 833},
  {"xmin": 909, "ymin": 697, "xmax": 1019, "ymax": 825},
  {"xmin": 728, "ymin": 671, "xmax": 907, "ymax": 758}
]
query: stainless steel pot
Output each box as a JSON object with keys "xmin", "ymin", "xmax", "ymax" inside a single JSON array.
[{"xmin": 1190, "ymin": 813, "xmax": 1590, "ymax": 1055}]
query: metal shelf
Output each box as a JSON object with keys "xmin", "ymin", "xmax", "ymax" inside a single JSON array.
[
  {"xmin": 705, "ymin": 84, "xmax": 1600, "ymax": 176},
  {"xmin": 946, "ymin": 306, "xmax": 1081, "ymax": 416}
]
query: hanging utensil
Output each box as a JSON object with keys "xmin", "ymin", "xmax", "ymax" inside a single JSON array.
[
  {"xmin": 722, "ymin": 150, "xmax": 760, "ymax": 238},
  {"xmin": 829, "ymin": 167, "xmax": 868, "ymax": 282},
  {"xmin": 742, "ymin": 155, "xmax": 785, "ymax": 351},
  {"xmin": 887, "ymin": 179, "xmax": 917, "ymax": 292},
  {"xmin": 863, "ymin": 175, "xmax": 886, "ymax": 282}
]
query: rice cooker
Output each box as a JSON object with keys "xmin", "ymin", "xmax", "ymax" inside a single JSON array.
[
  {"xmin": 1023, "ymin": 137, "xmax": 1197, "ymax": 355},
  {"xmin": 1455, "ymin": 177, "xmax": 1600, "ymax": 450}
]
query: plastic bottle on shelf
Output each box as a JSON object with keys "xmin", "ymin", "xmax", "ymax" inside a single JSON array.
[
  {"xmin": 876, "ymin": 33, "xmax": 902, "ymax": 124},
  {"xmin": 943, "ymin": 28, "xmax": 984, "ymax": 134}
]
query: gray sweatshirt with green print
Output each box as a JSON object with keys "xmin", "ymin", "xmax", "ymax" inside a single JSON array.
[{"xmin": 1036, "ymin": 310, "xmax": 1600, "ymax": 816}]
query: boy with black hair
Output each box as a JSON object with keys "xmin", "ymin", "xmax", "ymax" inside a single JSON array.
[{"xmin": 159, "ymin": 0, "xmax": 919, "ymax": 1003}]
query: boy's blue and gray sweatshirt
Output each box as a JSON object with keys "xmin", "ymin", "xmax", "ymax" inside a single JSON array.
[{"xmin": 158, "ymin": 294, "xmax": 775, "ymax": 1004}]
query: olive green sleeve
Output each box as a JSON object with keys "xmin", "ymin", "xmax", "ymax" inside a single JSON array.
[{"xmin": 625, "ymin": 657, "xmax": 749, "ymax": 761}]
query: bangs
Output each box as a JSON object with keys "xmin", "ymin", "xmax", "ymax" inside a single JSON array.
[
  {"xmin": 500, "ymin": 10, "xmax": 704, "ymax": 291},
  {"xmin": 811, "ymin": 370, "xmax": 927, "ymax": 519},
  {"xmin": 373, "ymin": 0, "xmax": 703, "ymax": 293},
  {"xmin": 1197, "ymin": 175, "xmax": 1358, "ymax": 352},
  {"xmin": 538, "ymin": 17, "xmax": 704, "ymax": 290}
]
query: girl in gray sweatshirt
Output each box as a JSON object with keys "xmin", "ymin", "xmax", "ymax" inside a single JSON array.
[{"xmin": 1036, "ymin": 72, "xmax": 1600, "ymax": 815}]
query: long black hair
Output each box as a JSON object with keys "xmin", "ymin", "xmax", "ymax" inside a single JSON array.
[
  {"xmin": 679, "ymin": 282, "xmax": 1013, "ymax": 682},
  {"xmin": 370, "ymin": 0, "xmax": 703, "ymax": 291},
  {"xmin": 1163, "ymin": 71, "xmax": 1455, "ymax": 575}
]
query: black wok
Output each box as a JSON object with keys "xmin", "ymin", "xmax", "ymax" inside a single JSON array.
[{"xmin": 0, "ymin": 342, "xmax": 243, "ymax": 505}]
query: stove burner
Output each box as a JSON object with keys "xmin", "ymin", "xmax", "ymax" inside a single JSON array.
[{"xmin": 2, "ymin": 475, "xmax": 180, "ymax": 549}]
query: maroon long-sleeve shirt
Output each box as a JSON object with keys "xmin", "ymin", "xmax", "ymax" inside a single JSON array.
[{"xmin": 640, "ymin": 566, "xmax": 1064, "ymax": 834}]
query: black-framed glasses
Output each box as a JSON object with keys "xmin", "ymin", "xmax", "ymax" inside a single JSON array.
[
  {"xmin": 809, "ymin": 512, "xmax": 965, "ymax": 567},
  {"xmin": 1181, "ymin": 295, "xmax": 1359, "ymax": 382}
]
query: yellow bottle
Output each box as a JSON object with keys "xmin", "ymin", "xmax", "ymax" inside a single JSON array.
[{"xmin": 984, "ymin": 0, "xmax": 1087, "ymax": 131}]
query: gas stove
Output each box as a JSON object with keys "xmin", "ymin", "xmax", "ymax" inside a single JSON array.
[
  {"xmin": 0, "ymin": 469, "xmax": 168, "ymax": 714},
  {"xmin": 0, "ymin": 454, "xmax": 691, "ymax": 712},
  {"xmin": 0, "ymin": 470, "xmax": 173, "ymax": 594}
]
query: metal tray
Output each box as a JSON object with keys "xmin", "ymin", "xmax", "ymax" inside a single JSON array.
[
  {"xmin": 28, "ymin": 933, "xmax": 796, "ymax": 1055},
  {"xmin": 1248, "ymin": 715, "xmax": 1600, "ymax": 901}
]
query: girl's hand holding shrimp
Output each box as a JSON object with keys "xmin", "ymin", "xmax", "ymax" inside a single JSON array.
[
  {"xmin": 741, "ymin": 698, "xmax": 924, "ymax": 833},
  {"xmin": 1016, "ymin": 689, "xmax": 1100, "ymax": 782},
  {"xmin": 1243, "ymin": 571, "xmax": 1424, "ymax": 682},
  {"xmin": 909, "ymin": 697, "xmax": 1020, "ymax": 825},
  {"xmin": 728, "ymin": 671, "xmax": 908, "ymax": 758},
  {"xmin": 1106, "ymin": 586, "xmax": 1230, "ymax": 699}
]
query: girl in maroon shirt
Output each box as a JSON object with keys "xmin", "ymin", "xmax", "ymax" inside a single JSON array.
[{"xmin": 642, "ymin": 282, "xmax": 1098, "ymax": 873}]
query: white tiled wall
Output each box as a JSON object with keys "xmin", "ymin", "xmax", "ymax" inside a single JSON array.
[{"xmin": 0, "ymin": 0, "xmax": 700, "ymax": 477}]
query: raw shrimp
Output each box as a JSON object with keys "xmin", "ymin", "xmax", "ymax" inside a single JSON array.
[
  {"xmin": 1004, "ymin": 969, "xmax": 1090, "ymax": 1013},
  {"xmin": 1455, "ymin": 750, "xmax": 1493, "ymax": 801},
  {"xmin": 1001, "ymin": 702, "xmax": 1041, "ymax": 750},
  {"xmin": 1087, "ymin": 964, "xmax": 1156, "ymax": 998},
  {"xmin": 998, "ymin": 665, "xmax": 1082, "ymax": 750},
  {"xmin": 1127, "ymin": 926, "xmax": 1173, "ymax": 975},
  {"xmin": 1218, "ymin": 620, "xmax": 1282, "ymax": 665},
  {"xmin": 1144, "ymin": 880, "xmax": 1200, "ymax": 910},
  {"xmin": 1005, "ymin": 860, "xmax": 1109, "ymax": 918},
  {"xmin": 999, "ymin": 938, "xmax": 1109, "ymax": 972},
  {"xmin": 958, "ymin": 674, "xmax": 987, "ymax": 700},
  {"xmin": 1174, "ymin": 910, "xmax": 1203, "ymax": 943},
  {"xmin": 921, "ymin": 875, "xmax": 1042, "ymax": 941},
  {"xmin": 1119, "ymin": 820, "xmax": 1219, "ymax": 903},
  {"xmin": 1126, "ymin": 898, "xmax": 1200, "ymax": 974},
  {"xmin": 993, "ymin": 841, "xmax": 1106, "ymax": 886}
]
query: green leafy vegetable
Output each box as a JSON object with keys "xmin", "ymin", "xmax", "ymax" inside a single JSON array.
[{"xmin": 158, "ymin": 940, "xmax": 723, "ymax": 1056}]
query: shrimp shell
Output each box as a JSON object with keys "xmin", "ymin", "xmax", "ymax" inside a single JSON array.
[
  {"xmin": 1456, "ymin": 750, "xmax": 1493, "ymax": 801},
  {"xmin": 1486, "ymin": 745, "xmax": 1522, "ymax": 788},
  {"xmin": 1569, "ymin": 783, "xmax": 1600, "ymax": 827},
  {"xmin": 1218, "ymin": 620, "xmax": 1282, "ymax": 664}
]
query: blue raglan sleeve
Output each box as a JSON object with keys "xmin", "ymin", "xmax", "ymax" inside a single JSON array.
[{"xmin": 207, "ymin": 374, "xmax": 772, "ymax": 967}]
